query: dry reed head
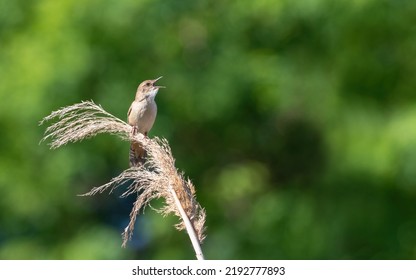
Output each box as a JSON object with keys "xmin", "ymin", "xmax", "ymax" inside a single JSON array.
[
  {"xmin": 40, "ymin": 101, "xmax": 130, "ymax": 148},
  {"xmin": 40, "ymin": 101, "xmax": 206, "ymax": 247}
]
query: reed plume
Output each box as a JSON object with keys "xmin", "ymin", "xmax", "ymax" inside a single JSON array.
[{"xmin": 40, "ymin": 101, "xmax": 206, "ymax": 260}]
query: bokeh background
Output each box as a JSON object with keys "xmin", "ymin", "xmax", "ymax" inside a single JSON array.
[{"xmin": 1, "ymin": 0, "xmax": 416, "ymax": 259}]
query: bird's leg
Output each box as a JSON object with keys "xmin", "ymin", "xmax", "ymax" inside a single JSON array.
[{"xmin": 130, "ymin": 125, "xmax": 138, "ymax": 138}]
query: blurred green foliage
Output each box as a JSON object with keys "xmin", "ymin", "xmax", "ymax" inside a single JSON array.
[{"xmin": 1, "ymin": 0, "xmax": 416, "ymax": 259}]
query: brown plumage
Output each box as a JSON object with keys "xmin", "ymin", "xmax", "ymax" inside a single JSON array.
[{"xmin": 127, "ymin": 77, "xmax": 163, "ymax": 166}]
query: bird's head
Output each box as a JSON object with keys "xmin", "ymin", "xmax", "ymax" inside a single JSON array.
[{"xmin": 136, "ymin": 76, "xmax": 164, "ymax": 100}]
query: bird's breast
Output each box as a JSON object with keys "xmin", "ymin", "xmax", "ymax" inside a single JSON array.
[{"xmin": 128, "ymin": 100, "xmax": 157, "ymax": 134}]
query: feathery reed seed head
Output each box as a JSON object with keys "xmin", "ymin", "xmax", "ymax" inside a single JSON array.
[{"xmin": 40, "ymin": 101, "xmax": 206, "ymax": 251}]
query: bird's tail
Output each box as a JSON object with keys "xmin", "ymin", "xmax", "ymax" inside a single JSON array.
[{"xmin": 129, "ymin": 141, "xmax": 146, "ymax": 167}]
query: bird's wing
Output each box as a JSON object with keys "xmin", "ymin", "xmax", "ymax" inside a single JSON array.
[{"xmin": 127, "ymin": 103, "xmax": 132, "ymax": 120}]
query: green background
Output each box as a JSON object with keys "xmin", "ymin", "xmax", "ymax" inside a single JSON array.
[{"xmin": 1, "ymin": 0, "xmax": 416, "ymax": 259}]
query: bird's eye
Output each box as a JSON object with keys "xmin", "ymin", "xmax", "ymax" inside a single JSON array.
[{"xmin": 146, "ymin": 82, "xmax": 151, "ymax": 86}]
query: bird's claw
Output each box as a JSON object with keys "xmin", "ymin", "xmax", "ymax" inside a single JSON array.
[{"xmin": 130, "ymin": 125, "xmax": 138, "ymax": 137}]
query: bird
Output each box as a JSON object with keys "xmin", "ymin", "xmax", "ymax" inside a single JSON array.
[{"xmin": 127, "ymin": 76, "xmax": 163, "ymax": 167}]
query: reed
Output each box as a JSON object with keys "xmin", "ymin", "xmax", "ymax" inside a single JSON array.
[{"xmin": 40, "ymin": 101, "xmax": 206, "ymax": 260}]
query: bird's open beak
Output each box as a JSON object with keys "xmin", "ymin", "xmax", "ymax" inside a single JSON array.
[{"xmin": 152, "ymin": 76, "xmax": 165, "ymax": 88}]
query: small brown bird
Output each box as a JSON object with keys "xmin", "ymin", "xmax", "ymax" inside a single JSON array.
[{"xmin": 128, "ymin": 76, "xmax": 163, "ymax": 166}]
